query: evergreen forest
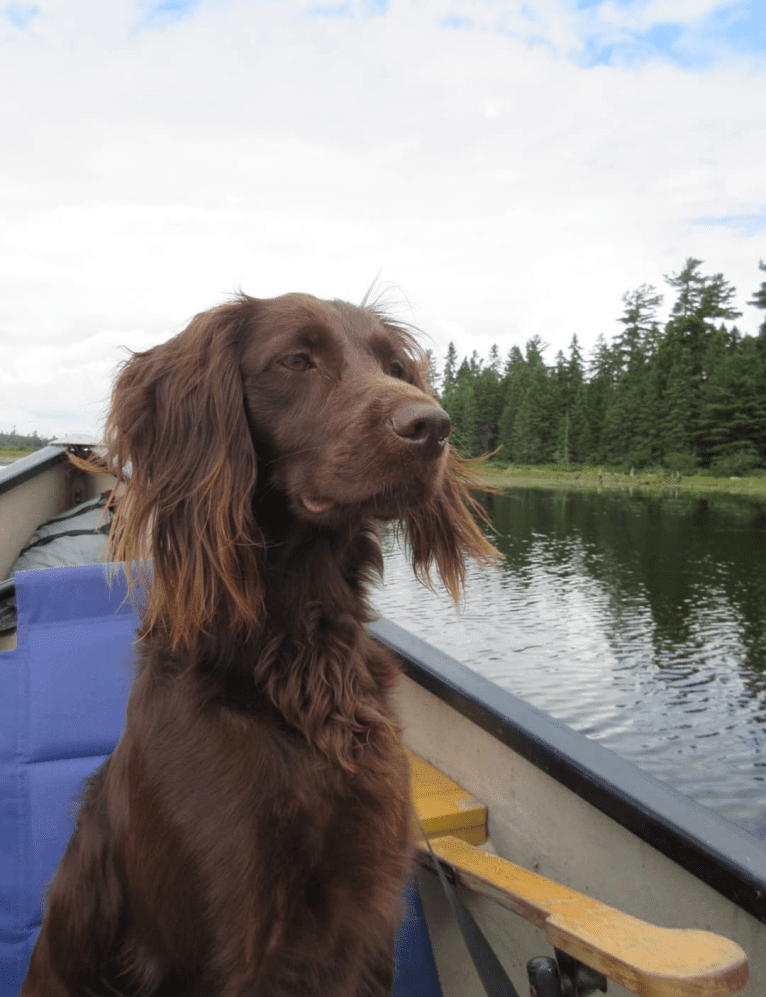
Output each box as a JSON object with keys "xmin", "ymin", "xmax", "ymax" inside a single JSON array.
[
  {"xmin": 0, "ymin": 430, "xmax": 53, "ymax": 453},
  {"xmin": 437, "ymin": 258, "xmax": 766, "ymax": 476}
]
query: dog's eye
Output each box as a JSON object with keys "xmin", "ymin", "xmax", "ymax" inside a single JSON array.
[
  {"xmin": 281, "ymin": 355, "xmax": 313, "ymax": 372},
  {"xmin": 390, "ymin": 360, "xmax": 405, "ymax": 379}
]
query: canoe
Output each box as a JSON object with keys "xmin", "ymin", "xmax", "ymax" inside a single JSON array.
[{"xmin": 1, "ymin": 443, "xmax": 764, "ymax": 996}]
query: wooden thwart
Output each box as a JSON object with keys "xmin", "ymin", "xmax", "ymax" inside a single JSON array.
[
  {"xmin": 417, "ymin": 835, "xmax": 748, "ymax": 997},
  {"xmin": 406, "ymin": 747, "xmax": 488, "ymax": 846},
  {"xmin": 408, "ymin": 753, "xmax": 749, "ymax": 997}
]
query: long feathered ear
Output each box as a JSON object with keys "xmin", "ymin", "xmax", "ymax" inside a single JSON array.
[
  {"xmin": 403, "ymin": 449, "xmax": 501, "ymax": 607},
  {"xmin": 370, "ymin": 314, "xmax": 501, "ymax": 603},
  {"xmin": 81, "ymin": 299, "xmax": 263, "ymax": 650},
  {"xmin": 366, "ymin": 313, "xmax": 500, "ymax": 603}
]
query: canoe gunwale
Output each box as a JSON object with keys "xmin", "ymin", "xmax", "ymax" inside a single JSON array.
[
  {"xmin": 0, "ymin": 444, "xmax": 66, "ymax": 496},
  {"xmin": 370, "ymin": 616, "xmax": 766, "ymax": 927}
]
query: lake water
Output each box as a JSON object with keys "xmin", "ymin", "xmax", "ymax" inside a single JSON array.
[{"xmin": 373, "ymin": 487, "xmax": 766, "ymax": 837}]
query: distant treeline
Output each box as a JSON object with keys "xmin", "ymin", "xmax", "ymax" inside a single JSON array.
[
  {"xmin": 0, "ymin": 430, "xmax": 54, "ymax": 451},
  {"xmin": 437, "ymin": 258, "xmax": 766, "ymax": 477}
]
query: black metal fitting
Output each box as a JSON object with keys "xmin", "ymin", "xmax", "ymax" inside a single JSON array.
[{"xmin": 527, "ymin": 949, "xmax": 607, "ymax": 997}]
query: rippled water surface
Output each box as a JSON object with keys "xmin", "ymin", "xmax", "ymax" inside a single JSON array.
[{"xmin": 373, "ymin": 488, "xmax": 766, "ymax": 836}]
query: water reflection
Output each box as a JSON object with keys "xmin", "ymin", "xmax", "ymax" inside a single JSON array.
[{"xmin": 373, "ymin": 488, "xmax": 766, "ymax": 836}]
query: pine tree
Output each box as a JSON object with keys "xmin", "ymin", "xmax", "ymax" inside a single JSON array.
[
  {"xmin": 496, "ymin": 338, "xmax": 553, "ymax": 463},
  {"xmin": 614, "ymin": 284, "xmax": 663, "ymax": 373},
  {"xmin": 651, "ymin": 337, "xmax": 697, "ymax": 464},
  {"xmin": 504, "ymin": 345, "xmax": 523, "ymax": 374},
  {"xmin": 442, "ymin": 342, "xmax": 458, "ymax": 395},
  {"xmin": 665, "ymin": 258, "xmax": 739, "ymax": 328},
  {"xmin": 583, "ymin": 334, "xmax": 616, "ymax": 461},
  {"xmin": 474, "ymin": 357, "xmax": 503, "ymax": 453},
  {"xmin": 450, "ymin": 380, "xmax": 479, "ymax": 456},
  {"xmin": 511, "ymin": 339, "xmax": 553, "ymax": 462},
  {"xmin": 488, "ymin": 344, "xmax": 501, "ymax": 375},
  {"xmin": 748, "ymin": 260, "xmax": 766, "ymax": 337},
  {"xmin": 552, "ymin": 349, "xmax": 586, "ymax": 465},
  {"xmin": 654, "ymin": 259, "xmax": 742, "ymax": 465},
  {"xmin": 497, "ymin": 350, "xmax": 527, "ymax": 460},
  {"xmin": 566, "ymin": 335, "xmax": 588, "ymax": 463},
  {"xmin": 664, "ymin": 258, "xmax": 704, "ymax": 318},
  {"xmin": 698, "ymin": 336, "xmax": 766, "ymax": 472},
  {"xmin": 552, "ymin": 351, "xmax": 570, "ymax": 464},
  {"xmin": 442, "ymin": 356, "xmax": 481, "ymax": 455}
]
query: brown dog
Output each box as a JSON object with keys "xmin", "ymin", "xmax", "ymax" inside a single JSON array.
[{"xmin": 22, "ymin": 293, "xmax": 496, "ymax": 996}]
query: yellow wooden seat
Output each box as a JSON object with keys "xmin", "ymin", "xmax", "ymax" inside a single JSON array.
[
  {"xmin": 406, "ymin": 748, "xmax": 487, "ymax": 845},
  {"xmin": 407, "ymin": 751, "xmax": 749, "ymax": 997}
]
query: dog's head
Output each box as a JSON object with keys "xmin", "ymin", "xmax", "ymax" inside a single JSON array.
[{"xmin": 90, "ymin": 293, "xmax": 498, "ymax": 648}]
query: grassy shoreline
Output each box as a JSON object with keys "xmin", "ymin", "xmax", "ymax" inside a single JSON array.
[
  {"xmin": 4, "ymin": 448, "xmax": 765, "ymax": 497},
  {"xmin": 473, "ymin": 463, "xmax": 766, "ymax": 496}
]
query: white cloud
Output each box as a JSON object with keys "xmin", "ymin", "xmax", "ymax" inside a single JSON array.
[{"xmin": 1, "ymin": 0, "xmax": 764, "ymax": 435}]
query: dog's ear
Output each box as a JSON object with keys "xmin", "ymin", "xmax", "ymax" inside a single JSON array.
[
  {"xmin": 369, "ymin": 315, "xmax": 501, "ymax": 604},
  {"xmin": 403, "ymin": 449, "xmax": 500, "ymax": 606},
  {"xmin": 93, "ymin": 298, "xmax": 264, "ymax": 649}
]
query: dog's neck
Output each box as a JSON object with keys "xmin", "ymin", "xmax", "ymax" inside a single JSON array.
[
  {"xmin": 269, "ymin": 525, "xmax": 380, "ymax": 614},
  {"xmin": 251, "ymin": 516, "xmax": 397, "ymax": 768},
  {"xmin": 177, "ymin": 493, "xmax": 397, "ymax": 763},
  {"xmin": 252, "ymin": 484, "xmax": 383, "ymax": 624}
]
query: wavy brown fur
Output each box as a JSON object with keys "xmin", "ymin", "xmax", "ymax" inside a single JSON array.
[
  {"xmin": 82, "ymin": 301, "xmax": 265, "ymax": 649},
  {"xmin": 24, "ymin": 292, "xmax": 498, "ymax": 997}
]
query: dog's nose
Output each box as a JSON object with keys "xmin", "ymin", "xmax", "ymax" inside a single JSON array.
[{"xmin": 391, "ymin": 401, "xmax": 451, "ymax": 457}]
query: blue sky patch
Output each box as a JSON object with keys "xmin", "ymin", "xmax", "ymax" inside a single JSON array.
[
  {"xmin": 579, "ymin": 37, "xmax": 615, "ymax": 66},
  {"xmin": 306, "ymin": 3, "xmax": 351, "ymax": 17},
  {"xmin": 693, "ymin": 213, "xmax": 766, "ymax": 238},
  {"xmin": 442, "ymin": 12, "xmax": 474, "ymax": 31},
  {"xmin": 639, "ymin": 22, "xmax": 684, "ymax": 53},
  {"xmin": 5, "ymin": 2, "xmax": 39, "ymax": 29},
  {"xmin": 140, "ymin": 0, "xmax": 199, "ymax": 29},
  {"xmin": 580, "ymin": 23, "xmax": 692, "ymax": 68},
  {"xmin": 305, "ymin": 0, "xmax": 387, "ymax": 17},
  {"xmin": 708, "ymin": 1, "xmax": 766, "ymax": 51},
  {"xmin": 574, "ymin": 0, "xmax": 766, "ymax": 68}
]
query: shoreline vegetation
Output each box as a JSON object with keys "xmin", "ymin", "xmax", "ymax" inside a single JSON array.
[
  {"xmin": 0, "ymin": 447, "xmax": 35, "ymax": 461},
  {"xmin": 473, "ymin": 461, "xmax": 766, "ymax": 495},
  {"xmin": 0, "ymin": 448, "xmax": 42, "ymax": 462},
  {"xmin": 4, "ymin": 449, "xmax": 766, "ymax": 497},
  {"xmin": 437, "ymin": 259, "xmax": 766, "ymax": 489}
]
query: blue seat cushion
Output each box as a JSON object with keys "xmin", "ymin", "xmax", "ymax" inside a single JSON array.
[
  {"xmin": 0, "ymin": 564, "xmax": 442, "ymax": 996},
  {"xmin": 0, "ymin": 565, "xmax": 136, "ymax": 995}
]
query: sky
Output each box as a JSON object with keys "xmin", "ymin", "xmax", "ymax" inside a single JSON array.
[{"xmin": 1, "ymin": 0, "xmax": 765, "ymax": 439}]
